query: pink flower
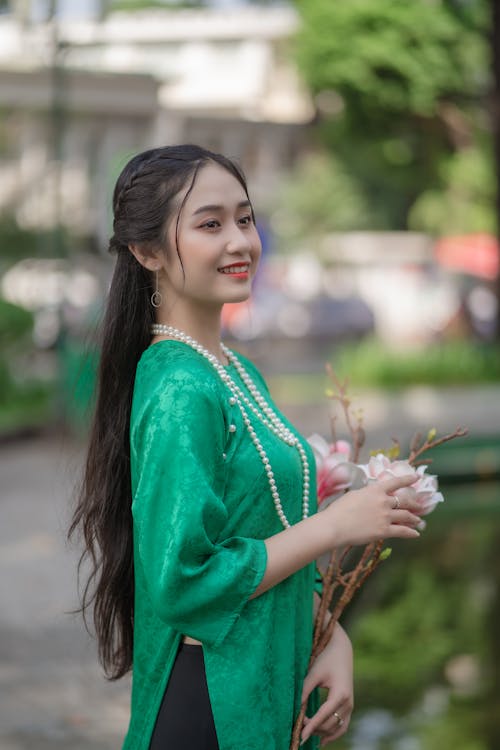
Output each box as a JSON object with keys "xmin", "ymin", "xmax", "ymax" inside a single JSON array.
[
  {"xmin": 308, "ymin": 434, "xmax": 365, "ymax": 507},
  {"xmin": 359, "ymin": 454, "xmax": 444, "ymax": 516},
  {"xmin": 331, "ymin": 439, "xmax": 351, "ymax": 457}
]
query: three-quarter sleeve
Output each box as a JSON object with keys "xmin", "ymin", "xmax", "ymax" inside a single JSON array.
[{"xmin": 130, "ymin": 365, "xmax": 267, "ymax": 648}]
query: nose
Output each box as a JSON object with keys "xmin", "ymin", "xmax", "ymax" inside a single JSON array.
[{"xmin": 225, "ymin": 223, "xmax": 253, "ymax": 254}]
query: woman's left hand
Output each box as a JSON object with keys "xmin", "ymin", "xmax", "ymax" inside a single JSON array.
[{"xmin": 300, "ymin": 623, "xmax": 354, "ymax": 747}]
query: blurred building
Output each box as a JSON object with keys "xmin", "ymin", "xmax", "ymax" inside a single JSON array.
[
  {"xmin": 0, "ymin": 2, "xmax": 313, "ymax": 248},
  {"xmin": 2, "ymin": 3, "xmax": 492, "ymax": 350}
]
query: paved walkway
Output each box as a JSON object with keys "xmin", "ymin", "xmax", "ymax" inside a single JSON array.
[{"xmin": 0, "ymin": 435, "xmax": 130, "ymax": 750}]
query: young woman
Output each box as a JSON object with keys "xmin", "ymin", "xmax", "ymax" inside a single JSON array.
[{"xmin": 70, "ymin": 144, "xmax": 421, "ymax": 750}]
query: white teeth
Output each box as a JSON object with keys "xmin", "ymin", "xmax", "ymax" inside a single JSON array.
[{"xmin": 219, "ymin": 265, "xmax": 249, "ymax": 274}]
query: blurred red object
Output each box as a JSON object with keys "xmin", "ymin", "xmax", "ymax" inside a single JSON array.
[{"xmin": 435, "ymin": 233, "xmax": 499, "ymax": 279}]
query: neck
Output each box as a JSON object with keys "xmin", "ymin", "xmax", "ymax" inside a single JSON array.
[{"xmin": 154, "ymin": 306, "xmax": 225, "ymax": 361}]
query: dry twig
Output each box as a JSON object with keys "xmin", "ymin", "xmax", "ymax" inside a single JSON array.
[{"xmin": 289, "ymin": 369, "xmax": 468, "ymax": 749}]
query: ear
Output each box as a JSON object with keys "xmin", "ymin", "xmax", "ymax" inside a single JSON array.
[{"xmin": 128, "ymin": 243, "xmax": 162, "ymax": 272}]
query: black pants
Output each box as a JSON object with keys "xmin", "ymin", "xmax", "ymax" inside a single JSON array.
[{"xmin": 149, "ymin": 643, "xmax": 220, "ymax": 750}]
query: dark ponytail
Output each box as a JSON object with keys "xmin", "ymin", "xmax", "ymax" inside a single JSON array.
[{"xmin": 69, "ymin": 144, "xmax": 252, "ymax": 679}]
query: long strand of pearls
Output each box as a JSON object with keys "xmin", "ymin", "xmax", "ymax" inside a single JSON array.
[{"xmin": 150, "ymin": 324, "xmax": 309, "ymax": 529}]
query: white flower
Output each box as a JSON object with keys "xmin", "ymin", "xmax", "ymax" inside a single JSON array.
[{"xmin": 359, "ymin": 453, "xmax": 444, "ymax": 516}]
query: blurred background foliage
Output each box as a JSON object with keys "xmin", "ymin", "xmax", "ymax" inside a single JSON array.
[
  {"xmin": 0, "ymin": 297, "xmax": 53, "ymax": 433},
  {"xmin": 282, "ymin": 4, "xmax": 500, "ymax": 748},
  {"xmin": 271, "ymin": 153, "xmax": 378, "ymax": 250},
  {"xmin": 408, "ymin": 142, "xmax": 497, "ymax": 235},
  {"xmin": 291, "ymin": 0, "xmax": 491, "ymax": 232},
  {"xmin": 0, "ymin": 218, "xmax": 68, "ymax": 433},
  {"xmin": 334, "ymin": 337, "xmax": 500, "ymax": 386},
  {"xmin": 322, "ymin": 512, "xmax": 498, "ymax": 750}
]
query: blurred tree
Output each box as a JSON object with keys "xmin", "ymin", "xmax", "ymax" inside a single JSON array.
[
  {"xmin": 0, "ymin": 297, "xmax": 54, "ymax": 435},
  {"xmin": 344, "ymin": 517, "xmax": 495, "ymax": 747},
  {"xmin": 0, "ymin": 215, "xmax": 74, "ymax": 263},
  {"xmin": 0, "ymin": 296, "xmax": 33, "ymax": 346},
  {"xmin": 0, "ymin": 216, "xmax": 41, "ymax": 262},
  {"xmin": 483, "ymin": 528, "xmax": 500, "ymax": 749},
  {"xmin": 270, "ymin": 152, "xmax": 377, "ymax": 251},
  {"xmin": 352, "ymin": 564, "xmax": 459, "ymax": 711},
  {"xmin": 293, "ymin": 0, "xmax": 490, "ymax": 229},
  {"xmin": 408, "ymin": 141, "xmax": 496, "ymax": 235},
  {"xmin": 486, "ymin": 7, "xmax": 500, "ymax": 744},
  {"xmin": 416, "ymin": 706, "xmax": 487, "ymax": 750}
]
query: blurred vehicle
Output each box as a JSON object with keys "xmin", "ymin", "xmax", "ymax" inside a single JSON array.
[
  {"xmin": 223, "ymin": 289, "xmax": 374, "ymax": 343},
  {"xmin": 435, "ymin": 233, "xmax": 499, "ymax": 340},
  {"xmin": 435, "ymin": 233, "xmax": 499, "ymax": 280}
]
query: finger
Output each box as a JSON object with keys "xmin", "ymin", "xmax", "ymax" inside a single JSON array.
[
  {"xmin": 391, "ymin": 486, "xmax": 417, "ymax": 504},
  {"xmin": 300, "ymin": 673, "xmax": 319, "ymax": 706},
  {"xmin": 388, "ymin": 523, "xmax": 420, "ymax": 539},
  {"xmin": 389, "ymin": 500, "xmax": 422, "ymax": 523},
  {"xmin": 381, "ymin": 473, "xmax": 418, "ymax": 493},
  {"xmin": 389, "ymin": 490, "xmax": 425, "ymax": 517},
  {"xmin": 319, "ymin": 700, "xmax": 351, "ymax": 735},
  {"xmin": 317, "ymin": 715, "xmax": 345, "ymax": 736},
  {"xmin": 300, "ymin": 699, "xmax": 339, "ymax": 743},
  {"xmin": 397, "ymin": 500, "xmax": 425, "ymax": 516},
  {"xmin": 317, "ymin": 709, "xmax": 351, "ymax": 746},
  {"xmin": 392, "ymin": 510, "xmax": 423, "ymax": 527}
]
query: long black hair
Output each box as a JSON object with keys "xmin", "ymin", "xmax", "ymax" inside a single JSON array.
[{"xmin": 69, "ymin": 144, "xmax": 252, "ymax": 679}]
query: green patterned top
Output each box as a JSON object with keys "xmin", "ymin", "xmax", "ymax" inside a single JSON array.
[{"xmin": 122, "ymin": 339, "xmax": 319, "ymax": 750}]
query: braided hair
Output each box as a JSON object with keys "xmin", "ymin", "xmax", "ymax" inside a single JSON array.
[{"xmin": 69, "ymin": 144, "xmax": 251, "ymax": 679}]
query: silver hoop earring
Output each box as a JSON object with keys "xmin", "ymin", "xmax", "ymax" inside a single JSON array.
[{"xmin": 151, "ymin": 270, "xmax": 163, "ymax": 308}]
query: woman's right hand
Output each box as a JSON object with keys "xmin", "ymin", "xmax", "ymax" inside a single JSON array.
[
  {"xmin": 323, "ymin": 474, "xmax": 422, "ymax": 548},
  {"xmin": 253, "ymin": 475, "xmax": 422, "ymax": 599}
]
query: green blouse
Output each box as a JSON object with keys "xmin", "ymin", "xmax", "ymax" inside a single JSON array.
[{"xmin": 123, "ymin": 340, "xmax": 319, "ymax": 750}]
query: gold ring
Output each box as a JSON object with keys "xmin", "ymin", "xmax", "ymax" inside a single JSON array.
[
  {"xmin": 393, "ymin": 495, "xmax": 400, "ymax": 510},
  {"xmin": 333, "ymin": 711, "xmax": 344, "ymax": 727}
]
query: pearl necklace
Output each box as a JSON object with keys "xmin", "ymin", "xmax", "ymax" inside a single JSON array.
[{"xmin": 151, "ymin": 324, "xmax": 310, "ymax": 529}]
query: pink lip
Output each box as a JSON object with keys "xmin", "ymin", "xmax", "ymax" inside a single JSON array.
[{"xmin": 217, "ymin": 262, "xmax": 251, "ymax": 279}]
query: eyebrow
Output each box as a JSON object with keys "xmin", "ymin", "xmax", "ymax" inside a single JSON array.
[{"xmin": 192, "ymin": 200, "xmax": 252, "ymax": 216}]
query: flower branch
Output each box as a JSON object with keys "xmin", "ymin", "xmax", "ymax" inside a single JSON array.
[
  {"xmin": 407, "ymin": 426, "xmax": 468, "ymax": 464},
  {"xmin": 289, "ymin": 370, "xmax": 468, "ymax": 750},
  {"xmin": 325, "ymin": 364, "xmax": 365, "ymax": 463}
]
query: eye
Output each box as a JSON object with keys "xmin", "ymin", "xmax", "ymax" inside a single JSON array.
[
  {"xmin": 238, "ymin": 214, "xmax": 253, "ymax": 227},
  {"xmin": 200, "ymin": 219, "xmax": 220, "ymax": 230}
]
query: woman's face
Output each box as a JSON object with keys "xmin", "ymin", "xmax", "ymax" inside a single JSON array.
[{"xmin": 160, "ymin": 161, "xmax": 262, "ymax": 311}]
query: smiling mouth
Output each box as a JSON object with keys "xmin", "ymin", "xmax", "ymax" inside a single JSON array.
[{"xmin": 218, "ymin": 264, "xmax": 250, "ymax": 275}]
